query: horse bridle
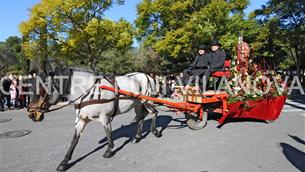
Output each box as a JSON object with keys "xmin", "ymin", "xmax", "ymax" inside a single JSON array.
[
  {"xmin": 27, "ymin": 78, "xmax": 55, "ymax": 113},
  {"xmin": 28, "ymin": 79, "xmax": 99, "ymax": 113}
]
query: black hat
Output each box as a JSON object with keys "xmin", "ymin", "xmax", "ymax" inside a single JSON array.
[
  {"xmin": 198, "ymin": 44, "xmax": 207, "ymax": 50},
  {"xmin": 211, "ymin": 37, "xmax": 221, "ymax": 46}
]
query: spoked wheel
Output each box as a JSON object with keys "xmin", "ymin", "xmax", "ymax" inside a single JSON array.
[{"xmin": 185, "ymin": 111, "xmax": 208, "ymax": 130}]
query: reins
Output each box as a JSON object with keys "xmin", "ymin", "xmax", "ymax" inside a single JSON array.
[{"xmin": 37, "ymin": 80, "xmax": 98, "ymax": 113}]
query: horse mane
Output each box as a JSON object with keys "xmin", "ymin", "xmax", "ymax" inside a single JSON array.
[{"xmin": 125, "ymin": 72, "xmax": 141, "ymax": 77}]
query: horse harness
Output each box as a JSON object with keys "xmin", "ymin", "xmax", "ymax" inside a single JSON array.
[
  {"xmin": 73, "ymin": 76, "xmax": 132, "ymax": 110},
  {"xmin": 37, "ymin": 73, "xmax": 151, "ymax": 114}
]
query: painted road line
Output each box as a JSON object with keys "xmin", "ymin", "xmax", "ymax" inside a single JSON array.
[
  {"xmin": 285, "ymin": 101, "xmax": 305, "ymax": 108},
  {"xmin": 282, "ymin": 109, "xmax": 305, "ymax": 113}
]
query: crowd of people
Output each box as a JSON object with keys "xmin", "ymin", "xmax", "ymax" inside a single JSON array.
[{"xmin": 0, "ymin": 74, "xmax": 34, "ymax": 111}]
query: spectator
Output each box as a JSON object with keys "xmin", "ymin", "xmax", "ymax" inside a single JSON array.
[
  {"xmin": 3, "ymin": 76, "xmax": 12, "ymax": 110},
  {"xmin": 18, "ymin": 76, "xmax": 27, "ymax": 109},
  {"xmin": 0, "ymin": 82, "xmax": 4, "ymax": 111},
  {"xmin": 164, "ymin": 79, "xmax": 173, "ymax": 98},
  {"xmin": 10, "ymin": 79, "xmax": 19, "ymax": 109}
]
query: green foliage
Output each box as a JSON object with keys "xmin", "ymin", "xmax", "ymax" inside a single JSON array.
[
  {"xmin": 96, "ymin": 48, "xmax": 137, "ymax": 74},
  {"xmin": 134, "ymin": 47, "xmax": 164, "ymax": 74},
  {"xmin": 19, "ymin": 0, "xmax": 134, "ymax": 72},
  {"xmin": 253, "ymin": 0, "xmax": 305, "ymax": 74},
  {"xmin": 136, "ymin": 0, "xmax": 255, "ymax": 71},
  {"xmin": 0, "ymin": 36, "xmax": 29, "ymax": 75}
]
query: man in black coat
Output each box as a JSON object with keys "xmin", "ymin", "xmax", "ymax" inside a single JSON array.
[
  {"xmin": 2, "ymin": 76, "xmax": 12, "ymax": 109},
  {"xmin": 209, "ymin": 38, "xmax": 226, "ymax": 70},
  {"xmin": 183, "ymin": 38, "xmax": 226, "ymax": 91},
  {"xmin": 0, "ymin": 80, "xmax": 3, "ymax": 111},
  {"xmin": 182, "ymin": 44, "xmax": 210, "ymax": 85},
  {"xmin": 189, "ymin": 44, "xmax": 211, "ymax": 70}
]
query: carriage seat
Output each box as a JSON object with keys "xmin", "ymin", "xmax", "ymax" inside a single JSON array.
[{"xmin": 211, "ymin": 60, "xmax": 231, "ymax": 77}]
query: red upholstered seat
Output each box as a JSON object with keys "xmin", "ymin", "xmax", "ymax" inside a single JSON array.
[
  {"xmin": 212, "ymin": 70, "xmax": 230, "ymax": 77},
  {"xmin": 211, "ymin": 60, "xmax": 231, "ymax": 77}
]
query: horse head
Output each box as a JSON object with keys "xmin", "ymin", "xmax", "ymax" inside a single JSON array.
[{"xmin": 27, "ymin": 71, "xmax": 61, "ymax": 122}]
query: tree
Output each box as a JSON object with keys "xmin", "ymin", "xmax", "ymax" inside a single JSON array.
[
  {"xmin": 97, "ymin": 48, "xmax": 137, "ymax": 74},
  {"xmin": 135, "ymin": 0, "xmax": 256, "ymax": 72},
  {"xmin": 19, "ymin": 0, "xmax": 134, "ymax": 72},
  {"xmin": 0, "ymin": 36, "xmax": 28, "ymax": 74},
  {"xmin": 253, "ymin": 0, "xmax": 305, "ymax": 78},
  {"xmin": 134, "ymin": 47, "xmax": 164, "ymax": 74}
]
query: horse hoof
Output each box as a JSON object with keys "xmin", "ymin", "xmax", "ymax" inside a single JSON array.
[
  {"xmin": 135, "ymin": 137, "xmax": 142, "ymax": 143},
  {"xmin": 103, "ymin": 151, "xmax": 114, "ymax": 158},
  {"xmin": 132, "ymin": 135, "xmax": 142, "ymax": 144},
  {"xmin": 56, "ymin": 163, "xmax": 69, "ymax": 172},
  {"xmin": 153, "ymin": 131, "xmax": 162, "ymax": 138}
]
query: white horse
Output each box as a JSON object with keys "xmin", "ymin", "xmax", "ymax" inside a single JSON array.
[{"xmin": 27, "ymin": 68, "xmax": 161, "ymax": 172}]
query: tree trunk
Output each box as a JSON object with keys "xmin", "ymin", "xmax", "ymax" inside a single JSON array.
[
  {"xmin": 89, "ymin": 55, "xmax": 97, "ymax": 74},
  {"xmin": 295, "ymin": 46, "xmax": 302, "ymax": 82},
  {"xmin": 39, "ymin": 24, "xmax": 48, "ymax": 73}
]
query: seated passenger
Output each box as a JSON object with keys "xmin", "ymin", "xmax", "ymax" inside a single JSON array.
[
  {"xmin": 209, "ymin": 38, "xmax": 226, "ymax": 71},
  {"xmin": 183, "ymin": 38, "xmax": 226, "ymax": 91},
  {"xmin": 182, "ymin": 44, "xmax": 210, "ymax": 83}
]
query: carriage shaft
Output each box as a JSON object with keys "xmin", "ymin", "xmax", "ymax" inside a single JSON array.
[{"xmin": 99, "ymin": 85, "xmax": 202, "ymax": 113}]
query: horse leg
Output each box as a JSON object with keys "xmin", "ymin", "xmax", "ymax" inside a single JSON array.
[
  {"xmin": 102, "ymin": 116, "xmax": 114, "ymax": 158},
  {"xmin": 145, "ymin": 104, "xmax": 162, "ymax": 138},
  {"xmin": 135, "ymin": 118, "xmax": 144, "ymax": 143},
  {"xmin": 133, "ymin": 103, "xmax": 148, "ymax": 143},
  {"xmin": 56, "ymin": 118, "xmax": 87, "ymax": 172}
]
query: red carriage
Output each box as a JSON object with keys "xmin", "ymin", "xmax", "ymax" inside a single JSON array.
[{"xmin": 99, "ymin": 37, "xmax": 287, "ymax": 130}]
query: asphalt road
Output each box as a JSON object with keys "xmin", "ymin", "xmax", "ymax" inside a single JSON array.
[{"xmin": 0, "ymin": 97, "xmax": 304, "ymax": 172}]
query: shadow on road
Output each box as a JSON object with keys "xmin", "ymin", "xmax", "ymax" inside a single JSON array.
[
  {"xmin": 207, "ymin": 113, "xmax": 268, "ymax": 128},
  {"xmin": 285, "ymin": 102, "xmax": 305, "ymax": 111},
  {"xmin": 286, "ymin": 95, "xmax": 305, "ymax": 111},
  {"xmin": 280, "ymin": 134, "xmax": 305, "ymax": 172},
  {"xmin": 68, "ymin": 115, "xmax": 173, "ymax": 169}
]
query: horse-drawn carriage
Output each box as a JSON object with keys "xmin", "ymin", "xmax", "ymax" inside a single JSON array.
[
  {"xmin": 27, "ymin": 37, "xmax": 287, "ymax": 172},
  {"xmin": 99, "ymin": 37, "xmax": 286, "ymax": 130}
]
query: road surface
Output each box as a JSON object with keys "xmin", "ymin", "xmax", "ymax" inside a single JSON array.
[{"xmin": 0, "ymin": 97, "xmax": 304, "ymax": 172}]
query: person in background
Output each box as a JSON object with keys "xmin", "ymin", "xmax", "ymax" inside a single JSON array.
[
  {"xmin": 26, "ymin": 73, "xmax": 35, "ymax": 106},
  {"xmin": 3, "ymin": 76, "xmax": 12, "ymax": 110},
  {"xmin": 0, "ymin": 80, "xmax": 4, "ymax": 111},
  {"xmin": 18, "ymin": 75, "xmax": 27, "ymax": 109},
  {"xmin": 164, "ymin": 79, "xmax": 173, "ymax": 98},
  {"xmin": 10, "ymin": 79, "xmax": 19, "ymax": 109}
]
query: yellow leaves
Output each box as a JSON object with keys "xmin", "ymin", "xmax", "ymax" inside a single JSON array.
[
  {"xmin": 84, "ymin": 18, "xmax": 133, "ymax": 49},
  {"xmin": 154, "ymin": 28, "xmax": 191, "ymax": 58},
  {"xmin": 170, "ymin": 1, "xmax": 192, "ymax": 12},
  {"xmin": 85, "ymin": 18, "xmax": 100, "ymax": 34},
  {"xmin": 19, "ymin": 0, "xmax": 134, "ymax": 63},
  {"xmin": 21, "ymin": 41, "xmax": 38, "ymax": 59},
  {"xmin": 19, "ymin": 22, "xmax": 31, "ymax": 36},
  {"xmin": 67, "ymin": 39, "xmax": 77, "ymax": 47},
  {"xmin": 117, "ymin": 32, "xmax": 133, "ymax": 48}
]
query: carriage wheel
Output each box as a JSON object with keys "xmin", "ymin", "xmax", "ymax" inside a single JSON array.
[{"xmin": 185, "ymin": 111, "xmax": 208, "ymax": 130}]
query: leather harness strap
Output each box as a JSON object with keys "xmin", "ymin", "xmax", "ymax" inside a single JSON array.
[
  {"xmin": 74, "ymin": 98, "xmax": 116, "ymax": 109},
  {"xmin": 74, "ymin": 97, "xmax": 133, "ymax": 109}
]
